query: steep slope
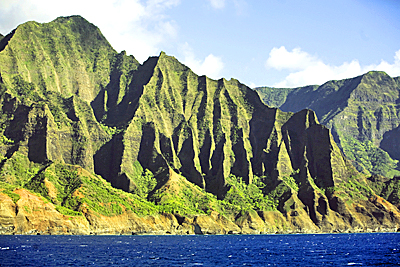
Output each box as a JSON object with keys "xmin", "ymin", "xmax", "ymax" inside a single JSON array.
[
  {"xmin": 0, "ymin": 16, "xmax": 399, "ymax": 234},
  {"xmin": 255, "ymin": 71, "xmax": 400, "ymax": 177}
]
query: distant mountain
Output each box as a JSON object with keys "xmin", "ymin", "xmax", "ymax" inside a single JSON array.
[
  {"xmin": 0, "ymin": 16, "xmax": 399, "ymax": 235},
  {"xmin": 255, "ymin": 72, "xmax": 400, "ymax": 178}
]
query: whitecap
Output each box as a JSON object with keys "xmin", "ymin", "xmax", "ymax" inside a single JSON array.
[{"xmin": 347, "ymin": 263, "xmax": 362, "ymax": 265}]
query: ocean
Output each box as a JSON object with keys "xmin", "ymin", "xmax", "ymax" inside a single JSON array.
[{"xmin": 1, "ymin": 233, "xmax": 399, "ymax": 266}]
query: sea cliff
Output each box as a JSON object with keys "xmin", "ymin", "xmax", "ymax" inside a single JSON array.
[{"xmin": 1, "ymin": 16, "xmax": 400, "ymax": 235}]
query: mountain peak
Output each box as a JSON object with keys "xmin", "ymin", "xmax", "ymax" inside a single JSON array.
[
  {"xmin": 53, "ymin": 15, "xmax": 88, "ymax": 22},
  {"xmin": 0, "ymin": 16, "xmax": 118, "ymax": 103},
  {"xmin": 156, "ymin": 50, "xmax": 192, "ymax": 74},
  {"xmin": 363, "ymin": 70, "xmax": 390, "ymax": 78}
]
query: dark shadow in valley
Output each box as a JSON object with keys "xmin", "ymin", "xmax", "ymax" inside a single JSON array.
[
  {"xmin": 93, "ymin": 132, "xmax": 128, "ymax": 191},
  {"xmin": 380, "ymin": 125, "xmax": 400, "ymax": 163},
  {"xmin": 137, "ymin": 123, "xmax": 170, "ymax": 192},
  {"xmin": 249, "ymin": 107, "xmax": 276, "ymax": 177},
  {"xmin": 101, "ymin": 56, "xmax": 159, "ymax": 127},
  {"xmin": 176, "ymin": 127, "xmax": 204, "ymax": 189},
  {"xmin": 0, "ymin": 29, "xmax": 16, "ymax": 53}
]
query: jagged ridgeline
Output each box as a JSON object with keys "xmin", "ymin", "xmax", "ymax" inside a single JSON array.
[
  {"xmin": 255, "ymin": 72, "xmax": 400, "ymax": 178},
  {"xmin": 1, "ymin": 16, "xmax": 400, "ymax": 235}
]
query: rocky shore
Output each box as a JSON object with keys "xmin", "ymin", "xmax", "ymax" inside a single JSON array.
[{"xmin": 1, "ymin": 189, "xmax": 399, "ymax": 235}]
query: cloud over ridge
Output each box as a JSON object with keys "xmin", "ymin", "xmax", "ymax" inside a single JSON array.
[
  {"xmin": 266, "ymin": 46, "xmax": 400, "ymax": 87},
  {"xmin": 180, "ymin": 42, "xmax": 224, "ymax": 80}
]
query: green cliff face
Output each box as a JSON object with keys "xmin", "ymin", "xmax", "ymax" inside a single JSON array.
[
  {"xmin": 0, "ymin": 16, "xmax": 399, "ymax": 235},
  {"xmin": 256, "ymin": 71, "xmax": 400, "ymax": 178}
]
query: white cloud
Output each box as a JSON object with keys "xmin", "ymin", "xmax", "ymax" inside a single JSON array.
[
  {"xmin": 180, "ymin": 42, "xmax": 224, "ymax": 80},
  {"xmin": 207, "ymin": 0, "xmax": 226, "ymax": 9},
  {"xmin": 248, "ymin": 82, "xmax": 257, "ymax": 89},
  {"xmin": 266, "ymin": 46, "xmax": 320, "ymax": 71},
  {"xmin": 0, "ymin": 0, "xmax": 180, "ymax": 63},
  {"xmin": 266, "ymin": 46, "xmax": 400, "ymax": 87},
  {"xmin": 372, "ymin": 50, "xmax": 400, "ymax": 76}
]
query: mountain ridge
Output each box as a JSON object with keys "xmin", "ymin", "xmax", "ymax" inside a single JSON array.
[
  {"xmin": 0, "ymin": 16, "xmax": 399, "ymax": 235},
  {"xmin": 256, "ymin": 71, "xmax": 400, "ymax": 178}
]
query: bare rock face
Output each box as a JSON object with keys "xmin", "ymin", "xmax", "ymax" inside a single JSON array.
[
  {"xmin": 0, "ymin": 16, "xmax": 400, "ymax": 235},
  {"xmin": 0, "ymin": 189, "xmax": 90, "ymax": 235}
]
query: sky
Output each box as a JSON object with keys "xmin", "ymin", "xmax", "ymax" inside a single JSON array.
[{"xmin": 1, "ymin": 0, "xmax": 400, "ymax": 88}]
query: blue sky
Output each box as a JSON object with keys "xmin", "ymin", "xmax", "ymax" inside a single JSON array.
[{"xmin": 1, "ymin": 0, "xmax": 400, "ymax": 87}]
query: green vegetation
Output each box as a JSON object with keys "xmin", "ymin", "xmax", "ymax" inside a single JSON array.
[
  {"xmin": 121, "ymin": 160, "xmax": 158, "ymax": 198},
  {"xmin": 11, "ymin": 75, "xmax": 42, "ymax": 104},
  {"xmin": 255, "ymin": 87, "xmax": 295, "ymax": 108},
  {"xmin": 0, "ymin": 182, "xmax": 20, "ymax": 203},
  {"xmin": 149, "ymin": 173, "xmax": 218, "ymax": 215},
  {"xmin": 1, "ymin": 135, "xmax": 14, "ymax": 145},
  {"xmin": 381, "ymin": 177, "xmax": 400, "ymax": 204},
  {"xmin": 0, "ymin": 152, "xmax": 42, "ymax": 186},
  {"xmin": 338, "ymin": 175, "xmax": 374, "ymax": 200},
  {"xmin": 55, "ymin": 205, "xmax": 82, "ymax": 216},
  {"xmin": 220, "ymin": 175, "xmax": 277, "ymax": 215},
  {"xmin": 99, "ymin": 124, "xmax": 124, "ymax": 137},
  {"xmin": 341, "ymin": 138, "xmax": 400, "ymax": 177},
  {"xmin": 367, "ymin": 176, "xmax": 400, "ymax": 205},
  {"xmin": 25, "ymin": 163, "xmax": 159, "ymax": 216},
  {"xmin": 149, "ymin": 173, "xmax": 279, "ymax": 218},
  {"xmin": 281, "ymin": 174, "xmax": 299, "ymax": 191}
]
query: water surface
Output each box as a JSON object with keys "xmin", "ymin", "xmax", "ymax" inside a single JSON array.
[{"xmin": 1, "ymin": 233, "xmax": 399, "ymax": 266}]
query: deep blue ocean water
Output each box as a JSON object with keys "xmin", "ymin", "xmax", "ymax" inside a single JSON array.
[{"xmin": 0, "ymin": 233, "xmax": 399, "ymax": 266}]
